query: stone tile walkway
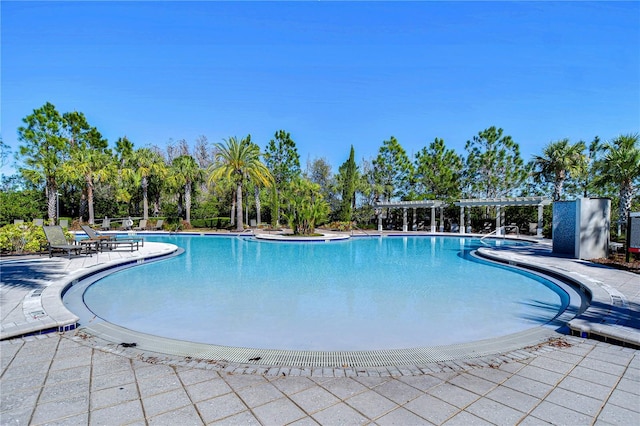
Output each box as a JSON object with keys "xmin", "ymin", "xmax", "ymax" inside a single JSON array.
[{"xmin": 1, "ymin": 333, "xmax": 638, "ymax": 425}]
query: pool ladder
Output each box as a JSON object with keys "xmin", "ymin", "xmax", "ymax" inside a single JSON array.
[
  {"xmin": 235, "ymin": 228, "xmax": 254, "ymax": 239},
  {"xmin": 480, "ymin": 225, "xmax": 520, "ymax": 244}
]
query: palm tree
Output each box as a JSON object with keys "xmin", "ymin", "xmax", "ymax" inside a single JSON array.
[
  {"xmin": 532, "ymin": 139, "xmax": 587, "ymax": 201},
  {"xmin": 130, "ymin": 148, "xmax": 168, "ymax": 220},
  {"xmin": 594, "ymin": 133, "xmax": 640, "ymax": 233},
  {"xmin": 207, "ymin": 136, "xmax": 273, "ymax": 231},
  {"xmin": 63, "ymin": 147, "xmax": 115, "ymax": 224},
  {"xmin": 169, "ymin": 155, "xmax": 203, "ymax": 225}
]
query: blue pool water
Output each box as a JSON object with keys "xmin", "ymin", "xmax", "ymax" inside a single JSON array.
[{"xmin": 82, "ymin": 236, "xmax": 568, "ymax": 351}]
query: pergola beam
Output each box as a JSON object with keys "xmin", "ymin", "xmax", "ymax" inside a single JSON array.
[
  {"xmin": 455, "ymin": 197, "xmax": 552, "ymax": 207},
  {"xmin": 374, "ymin": 197, "xmax": 551, "ymax": 236}
]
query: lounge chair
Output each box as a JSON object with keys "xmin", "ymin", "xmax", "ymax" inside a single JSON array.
[
  {"xmin": 43, "ymin": 225, "xmax": 86, "ymax": 258},
  {"xmin": 80, "ymin": 224, "xmax": 143, "ymax": 251},
  {"xmin": 148, "ymin": 219, "xmax": 164, "ymax": 230},
  {"xmin": 133, "ymin": 219, "xmax": 147, "ymax": 231},
  {"xmin": 59, "ymin": 219, "xmax": 69, "ymax": 228},
  {"xmin": 81, "ymin": 224, "xmax": 115, "ymax": 242},
  {"xmin": 100, "ymin": 218, "xmax": 110, "ymax": 231},
  {"xmin": 120, "ymin": 218, "xmax": 133, "ymax": 231}
]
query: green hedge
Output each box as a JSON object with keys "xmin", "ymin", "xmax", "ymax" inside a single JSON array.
[
  {"xmin": 0, "ymin": 223, "xmax": 71, "ymax": 254},
  {"xmin": 190, "ymin": 217, "xmax": 231, "ymax": 229}
]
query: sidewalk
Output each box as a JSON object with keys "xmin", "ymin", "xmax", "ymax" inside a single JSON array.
[{"xmin": 1, "ymin": 238, "xmax": 639, "ymax": 425}]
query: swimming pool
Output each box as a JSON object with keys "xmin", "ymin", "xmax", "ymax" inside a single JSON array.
[{"xmin": 75, "ymin": 235, "xmax": 574, "ymax": 352}]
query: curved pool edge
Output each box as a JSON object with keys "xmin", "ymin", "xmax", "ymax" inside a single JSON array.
[
  {"xmin": 476, "ymin": 247, "xmax": 640, "ymax": 349},
  {"xmin": 65, "ymin": 240, "xmax": 589, "ymax": 369},
  {"xmin": 0, "ymin": 242, "xmax": 181, "ymax": 341}
]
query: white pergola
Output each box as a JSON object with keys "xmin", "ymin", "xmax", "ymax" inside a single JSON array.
[
  {"xmin": 454, "ymin": 197, "xmax": 552, "ymax": 236},
  {"xmin": 375, "ymin": 197, "xmax": 552, "ymax": 236},
  {"xmin": 375, "ymin": 200, "xmax": 448, "ymax": 232}
]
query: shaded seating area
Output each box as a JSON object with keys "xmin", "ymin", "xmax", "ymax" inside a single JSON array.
[
  {"xmin": 43, "ymin": 225, "xmax": 88, "ymax": 258},
  {"xmin": 375, "ymin": 197, "xmax": 552, "ymax": 236}
]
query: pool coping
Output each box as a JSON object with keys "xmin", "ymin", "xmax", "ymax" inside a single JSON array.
[
  {"xmin": 0, "ymin": 242, "xmax": 180, "ymax": 340},
  {"xmin": 476, "ymin": 247, "xmax": 640, "ymax": 349}
]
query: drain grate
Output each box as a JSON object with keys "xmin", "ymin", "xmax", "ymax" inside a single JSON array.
[{"xmin": 83, "ymin": 321, "xmax": 559, "ymax": 368}]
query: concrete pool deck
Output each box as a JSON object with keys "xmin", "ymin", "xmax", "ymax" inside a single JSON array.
[{"xmin": 1, "ymin": 234, "xmax": 639, "ymax": 424}]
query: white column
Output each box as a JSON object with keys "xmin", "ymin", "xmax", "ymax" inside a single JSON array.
[
  {"xmin": 430, "ymin": 207, "xmax": 436, "ymax": 232},
  {"xmin": 402, "ymin": 208, "xmax": 408, "ymax": 232},
  {"xmin": 413, "ymin": 208, "xmax": 417, "ymax": 231},
  {"xmin": 439, "ymin": 207, "xmax": 444, "ymax": 232},
  {"xmin": 537, "ymin": 204, "xmax": 544, "ymax": 237},
  {"xmin": 378, "ymin": 212, "xmax": 383, "ymax": 232},
  {"xmin": 460, "ymin": 207, "xmax": 465, "ymax": 234},
  {"xmin": 496, "ymin": 205, "xmax": 502, "ymax": 236}
]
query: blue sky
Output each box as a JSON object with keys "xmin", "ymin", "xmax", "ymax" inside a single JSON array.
[{"xmin": 2, "ymin": 1, "xmax": 639, "ymax": 176}]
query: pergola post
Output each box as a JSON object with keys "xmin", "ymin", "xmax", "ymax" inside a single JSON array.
[
  {"xmin": 402, "ymin": 208, "xmax": 408, "ymax": 232},
  {"xmin": 430, "ymin": 207, "xmax": 436, "ymax": 233},
  {"xmin": 459, "ymin": 206, "xmax": 465, "ymax": 234},
  {"xmin": 537, "ymin": 204, "xmax": 544, "ymax": 237},
  {"xmin": 413, "ymin": 208, "xmax": 417, "ymax": 231},
  {"xmin": 377, "ymin": 212, "xmax": 383, "ymax": 232},
  {"xmin": 496, "ymin": 205, "xmax": 502, "ymax": 236},
  {"xmin": 439, "ymin": 207, "xmax": 444, "ymax": 232}
]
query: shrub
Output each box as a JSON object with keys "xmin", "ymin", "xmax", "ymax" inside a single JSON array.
[
  {"xmin": 0, "ymin": 223, "xmax": 61, "ymax": 254},
  {"xmin": 325, "ymin": 221, "xmax": 354, "ymax": 232},
  {"xmin": 190, "ymin": 217, "xmax": 231, "ymax": 229}
]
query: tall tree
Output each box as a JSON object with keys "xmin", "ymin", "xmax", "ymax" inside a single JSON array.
[
  {"xmin": 594, "ymin": 133, "xmax": 640, "ymax": 233},
  {"xmin": 17, "ymin": 102, "xmax": 68, "ymax": 223},
  {"xmin": 263, "ymin": 130, "xmax": 301, "ymax": 226},
  {"xmin": 0, "ymin": 137, "xmax": 10, "ymax": 170},
  {"xmin": 372, "ymin": 136, "xmax": 413, "ymax": 203},
  {"xmin": 60, "ymin": 112, "xmax": 112, "ymax": 224},
  {"xmin": 208, "ymin": 136, "xmax": 273, "ymax": 231},
  {"xmin": 464, "ymin": 126, "xmax": 527, "ymax": 198},
  {"xmin": 414, "ymin": 138, "xmax": 464, "ymax": 201},
  {"xmin": 579, "ymin": 136, "xmax": 601, "ymax": 197},
  {"xmin": 193, "ymin": 135, "xmax": 212, "ymax": 168},
  {"xmin": 531, "ymin": 138, "xmax": 587, "ymax": 201},
  {"xmin": 115, "ymin": 137, "xmax": 134, "ymax": 167},
  {"xmin": 169, "ymin": 155, "xmax": 203, "ymax": 225},
  {"xmin": 337, "ymin": 146, "xmax": 358, "ymax": 221},
  {"xmin": 130, "ymin": 148, "xmax": 168, "ymax": 220},
  {"xmin": 306, "ymin": 157, "xmax": 336, "ymax": 212},
  {"xmin": 63, "ymin": 140, "xmax": 115, "ymax": 224}
]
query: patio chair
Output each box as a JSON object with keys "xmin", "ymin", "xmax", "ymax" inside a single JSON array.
[
  {"xmin": 81, "ymin": 224, "xmax": 143, "ymax": 251},
  {"xmin": 133, "ymin": 219, "xmax": 147, "ymax": 231},
  {"xmin": 43, "ymin": 225, "xmax": 86, "ymax": 259},
  {"xmin": 59, "ymin": 219, "xmax": 69, "ymax": 228},
  {"xmin": 120, "ymin": 218, "xmax": 134, "ymax": 231},
  {"xmin": 81, "ymin": 224, "xmax": 115, "ymax": 242},
  {"xmin": 100, "ymin": 218, "xmax": 111, "ymax": 231},
  {"xmin": 148, "ymin": 219, "xmax": 164, "ymax": 230}
]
